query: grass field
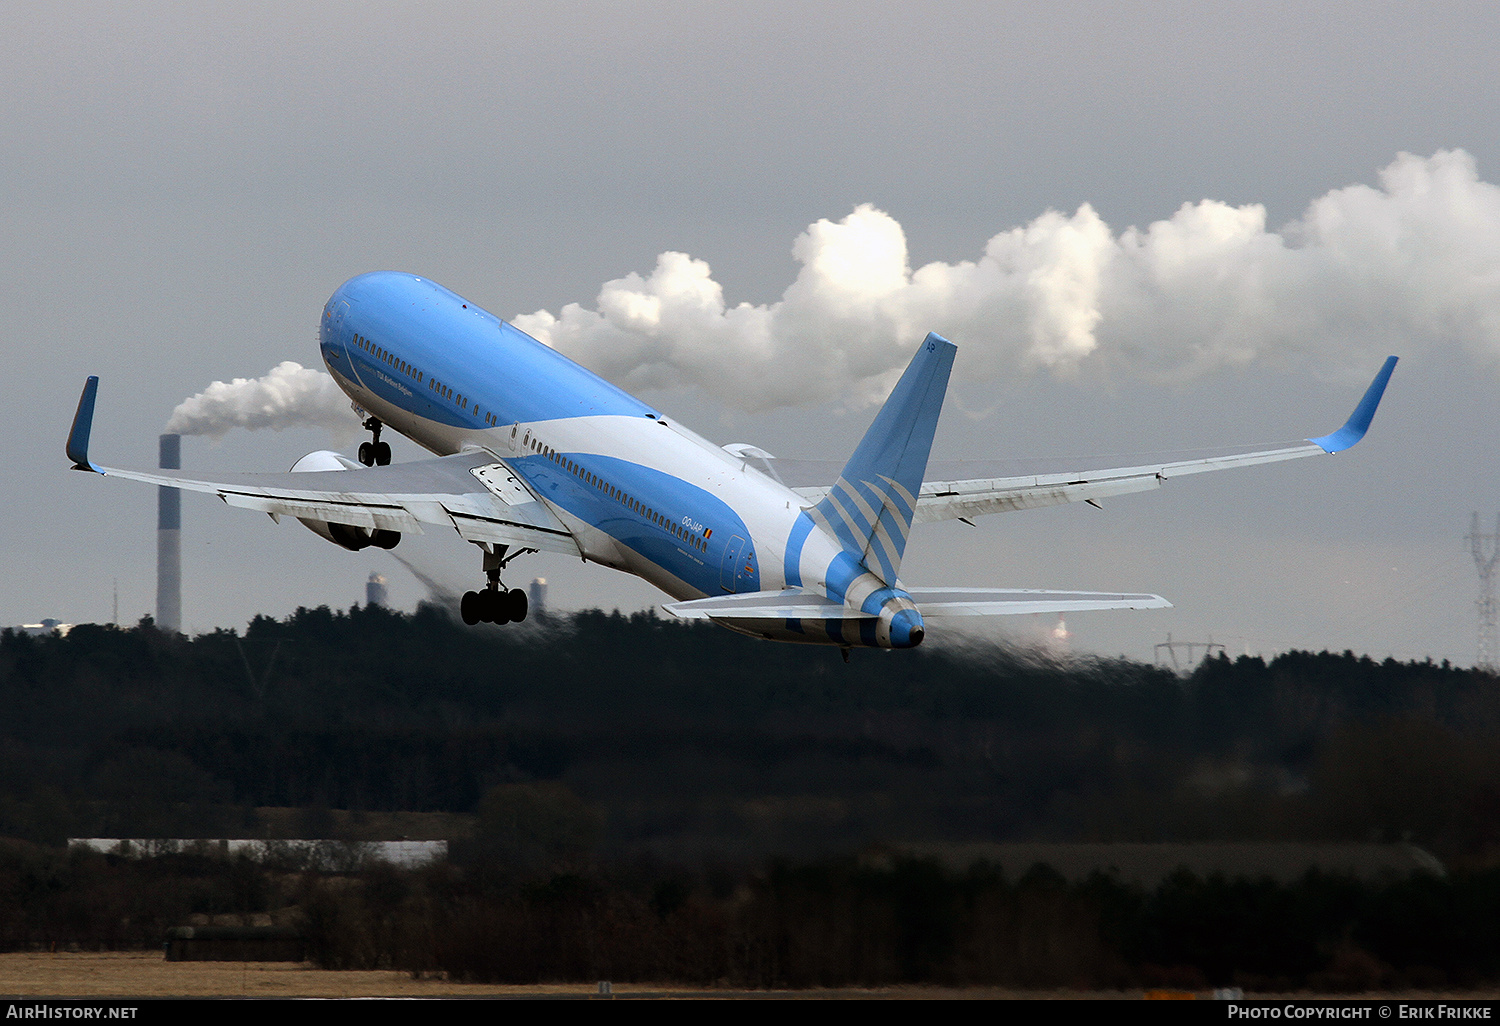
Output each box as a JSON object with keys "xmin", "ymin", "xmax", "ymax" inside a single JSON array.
[
  {"xmin": 4, "ymin": 952, "xmax": 1497, "ymax": 1000},
  {"xmin": 0, "ymin": 952, "xmax": 1134, "ymax": 998},
  {"xmin": 0, "ymin": 952, "xmax": 648, "ymax": 998}
]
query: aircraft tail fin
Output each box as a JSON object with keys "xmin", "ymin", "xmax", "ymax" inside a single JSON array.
[{"xmin": 810, "ymin": 333, "xmax": 956, "ymax": 585}]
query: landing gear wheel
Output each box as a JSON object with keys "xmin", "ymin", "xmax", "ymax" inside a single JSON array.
[
  {"xmin": 483, "ymin": 589, "xmax": 510, "ymax": 625},
  {"xmin": 462, "ymin": 543, "xmax": 531, "ymax": 628},
  {"xmin": 371, "ymin": 529, "xmax": 401, "ymax": 550},
  {"xmin": 360, "ymin": 417, "xmax": 387, "ymax": 466}
]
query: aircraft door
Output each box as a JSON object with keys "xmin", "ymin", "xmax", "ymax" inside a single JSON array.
[
  {"xmin": 325, "ymin": 301, "xmax": 361, "ymax": 384},
  {"xmin": 719, "ymin": 535, "xmax": 746, "ymax": 592}
]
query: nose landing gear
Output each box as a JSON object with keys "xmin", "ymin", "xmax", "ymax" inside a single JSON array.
[
  {"xmin": 358, "ymin": 417, "xmax": 392, "ymax": 466},
  {"xmin": 461, "ymin": 544, "xmax": 534, "ymax": 626}
]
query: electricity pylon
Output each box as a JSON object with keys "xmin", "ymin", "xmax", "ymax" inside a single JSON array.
[{"xmin": 1470, "ymin": 513, "xmax": 1500, "ymax": 672}]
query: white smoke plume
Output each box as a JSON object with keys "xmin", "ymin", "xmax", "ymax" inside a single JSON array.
[
  {"xmin": 516, "ymin": 149, "xmax": 1500, "ymax": 409},
  {"xmin": 165, "ymin": 361, "xmax": 354, "ymax": 438}
]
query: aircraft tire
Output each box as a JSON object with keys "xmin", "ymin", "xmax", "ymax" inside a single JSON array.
[
  {"xmin": 358, "ymin": 442, "xmax": 374, "ymax": 466},
  {"xmin": 376, "ymin": 441, "xmax": 392, "ymax": 466},
  {"xmin": 371, "ymin": 529, "xmax": 400, "ymax": 550},
  {"xmin": 484, "ymin": 589, "xmax": 510, "ymax": 625},
  {"xmin": 508, "ymin": 588, "xmax": 528, "ymax": 623},
  {"xmin": 460, "ymin": 591, "xmax": 480, "ymax": 625}
]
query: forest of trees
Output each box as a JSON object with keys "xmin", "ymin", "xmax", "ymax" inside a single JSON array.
[
  {"xmin": 2, "ymin": 604, "xmax": 1497, "ymax": 860},
  {"xmin": 2, "ymin": 605, "xmax": 1499, "ymax": 987}
]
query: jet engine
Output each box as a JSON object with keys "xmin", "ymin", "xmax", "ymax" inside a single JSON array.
[{"xmin": 288, "ymin": 450, "xmax": 400, "ymax": 551}]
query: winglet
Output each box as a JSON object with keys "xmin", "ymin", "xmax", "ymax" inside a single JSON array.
[
  {"xmin": 1309, "ymin": 356, "xmax": 1398, "ymax": 454},
  {"xmin": 66, "ymin": 376, "xmax": 101, "ymax": 472}
]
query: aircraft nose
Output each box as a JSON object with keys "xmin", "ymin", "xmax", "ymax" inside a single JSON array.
[{"xmin": 889, "ymin": 608, "xmax": 925, "ymax": 649}]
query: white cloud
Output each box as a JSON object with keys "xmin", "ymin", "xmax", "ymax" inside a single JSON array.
[
  {"xmin": 171, "ymin": 150, "xmax": 1500, "ymax": 430},
  {"xmin": 517, "ymin": 149, "xmax": 1500, "ymax": 409}
]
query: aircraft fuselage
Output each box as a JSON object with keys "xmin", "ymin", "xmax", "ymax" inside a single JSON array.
[{"xmin": 318, "ymin": 272, "xmax": 902, "ymax": 645}]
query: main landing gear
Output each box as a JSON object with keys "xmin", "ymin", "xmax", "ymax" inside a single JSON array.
[
  {"xmin": 461, "ymin": 544, "xmax": 532, "ymax": 626},
  {"xmin": 358, "ymin": 417, "xmax": 391, "ymax": 467}
]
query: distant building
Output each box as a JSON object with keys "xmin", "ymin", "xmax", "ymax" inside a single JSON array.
[
  {"xmin": 70, "ymin": 837, "xmax": 446, "ymax": 870},
  {"xmin": 529, "ymin": 577, "xmax": 548, "ymax": 619},
  {"xmin": 1048, "ymin": 616, "xmax": 1071, "ymax": 654},
  {"xmin": 366, "ymin": 572, "xmax": 388, "ymax": 607}
]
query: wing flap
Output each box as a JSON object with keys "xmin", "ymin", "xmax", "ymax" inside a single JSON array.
[
  {"xmin": 911, "ymin": 443, "xmax": 1334, "ymax": 523},
  {"xmin": 913, "ymin": 471, "xmax": 1166, "ymax": 523},
  {"xmin": 220, "ymin": 492, "xmax": 425, "ymax": 534}
]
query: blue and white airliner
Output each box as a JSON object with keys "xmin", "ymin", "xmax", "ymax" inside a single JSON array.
[{"xmin": 66, "ymin": 272, "xmax": 1397, "ymax": 651}]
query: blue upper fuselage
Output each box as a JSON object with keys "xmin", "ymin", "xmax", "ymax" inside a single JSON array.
[
  {"xmin": 322, "ymin": 272, "xmax": 654, "ymax": 427},
  {"xmin": 318, "ymin": 272, "xmax": 764, "ymax": 602}
]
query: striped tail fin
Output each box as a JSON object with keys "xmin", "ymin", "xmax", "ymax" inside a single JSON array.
[{"xmin": 810, "ymin": 332, "xmax": 956, "ymax": 585}]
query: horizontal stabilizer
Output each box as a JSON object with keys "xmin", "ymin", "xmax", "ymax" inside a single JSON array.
[
  {"xmin": 662, "ymin": 589, "xmax": 875, "ymax": 621},
  {"xmin": 663, "ymin": 586, "xmax": 1170, "ymax": 621},
  {"xmin": 902, "ymin": 587, "xmax": 1170, "ymax": 616}
]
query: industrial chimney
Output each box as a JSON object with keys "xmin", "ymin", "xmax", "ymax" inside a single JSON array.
[
  {"xmin": 157, "ymin": 434, "xmax": 181, "ymax": 633},
  {"xmin": 366, "ymin": 572, "xmax": 389, "ymax": 607}
]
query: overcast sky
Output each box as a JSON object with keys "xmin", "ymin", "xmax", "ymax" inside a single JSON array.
[{"xmin": 5, "ymin": 1, "xmax": 1500, "ymax": 665}]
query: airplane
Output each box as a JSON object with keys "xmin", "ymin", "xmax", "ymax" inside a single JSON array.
[{"xmin": 65, "ymin": 271, "xmax": 1397, "ymax": 652}]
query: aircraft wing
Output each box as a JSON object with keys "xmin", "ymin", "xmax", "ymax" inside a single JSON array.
[
  {"xmin": 65, "ymin": 377, "xmax": 581, "ymax": 556},
  {"xmin": 777, "ymin": 356, "xmax": 1398, "ymax": 526}
]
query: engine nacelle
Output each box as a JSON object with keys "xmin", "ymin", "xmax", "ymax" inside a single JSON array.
[{"xmin": 289, "ymin": 450, "xmax": 400, "ymax": 551}]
